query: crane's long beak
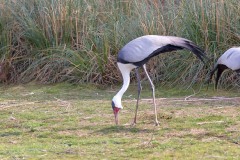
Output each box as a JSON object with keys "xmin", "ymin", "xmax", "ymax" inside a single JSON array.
[
  {"xmin": 113, "ymin": 107, "xmax": 120, "ymax": 125},
  {"xmin": 114, "ymin": 112, "xmax": 119, "ymax": 125}
]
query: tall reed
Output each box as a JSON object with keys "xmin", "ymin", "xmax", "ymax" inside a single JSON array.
[{"xmin": 0, "ymin": 0, "xmax": 239, "ymax": 88}]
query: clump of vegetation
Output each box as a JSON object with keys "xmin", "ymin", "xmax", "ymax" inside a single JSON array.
[{"xmin": 0, "ymin": 0, "xmax": 239, "ymax": 87}]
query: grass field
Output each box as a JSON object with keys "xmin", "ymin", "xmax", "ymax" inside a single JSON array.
[{"xmin": 0, "ymin": 83, "xmax": 239, "ymax": 159}]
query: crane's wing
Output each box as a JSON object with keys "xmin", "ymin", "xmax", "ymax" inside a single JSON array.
[{"xmin": 117, "ymin": 35, "xmax": 206, "ymax": 67}]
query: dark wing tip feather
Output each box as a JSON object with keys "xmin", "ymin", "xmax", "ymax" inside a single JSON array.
[{"xmin": 183, "ymin": 40, "xmax": 208, "ymax": 63}]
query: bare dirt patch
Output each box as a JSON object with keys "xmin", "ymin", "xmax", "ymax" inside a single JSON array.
[{"xmin": 124, "ymin": 96, "xmax": 240, "ymax": 117}]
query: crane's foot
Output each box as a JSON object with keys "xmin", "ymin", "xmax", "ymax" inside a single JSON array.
[
  {"xmin": 131, "ymin": 121, "xmax": 137, "ymax": 126},
  {"xmin": 155, "ymin": 120, "xmax": 160, "ymax": 126},
  {"xmin": 131, "ymin": 118, "xmax": 137, "ymax": 126}
]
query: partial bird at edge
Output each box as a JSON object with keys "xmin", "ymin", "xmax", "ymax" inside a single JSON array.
[{"xmin": 207, "ymin": 47, "xmax": 240, "ymax": 89}]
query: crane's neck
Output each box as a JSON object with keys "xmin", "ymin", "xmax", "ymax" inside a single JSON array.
[
  {"xmin": 117, "ymin": 71, "xmax": 130, "ymax": 97},
  {"xmin": 112, "ymin": 63, "xmax": 135, "ymax": 109}
]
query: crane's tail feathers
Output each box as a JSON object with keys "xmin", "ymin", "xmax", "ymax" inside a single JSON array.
[{"xmin": 182, "ymin": 40, "xmax": 208, "ymax": 63}]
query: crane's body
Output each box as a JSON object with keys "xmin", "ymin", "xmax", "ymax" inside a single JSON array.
[
  {"xmin": 112, "ymin": 35, "xmax": 206, "ymax": 125},
  {"xmin": 117, "ymin": 35, "xmax": 204, "ymax": 66},
  {"xmin": 208, "ymin": 47, "xmax": 240, "ymax": 89},
  {"xmin": 216, "ymin": 47, "xmax": 240, "ymax": 70}
]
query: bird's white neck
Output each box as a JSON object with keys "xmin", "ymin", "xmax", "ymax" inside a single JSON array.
[{"xmin": 112, "ymin": 63, "xmax": 135, "ymax": 109}]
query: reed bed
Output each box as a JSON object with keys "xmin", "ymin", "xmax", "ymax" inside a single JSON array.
[{"xmin": 0, "ymin": 0, "xmax": 239, "ymax": 88}]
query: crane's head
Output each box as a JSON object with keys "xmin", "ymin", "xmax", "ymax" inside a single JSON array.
[{"xmin": 111, "ymin": 101, "xmax": 121, "ymax": 125}]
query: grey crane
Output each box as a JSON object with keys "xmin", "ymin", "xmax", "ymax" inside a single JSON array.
[
  {"xmin": 208, "ymin": 47, "xmax": 240, "ymax": 89},
  {"xmin": 112, "ymin": 35, "xmax": 206, "ymax": 126}
]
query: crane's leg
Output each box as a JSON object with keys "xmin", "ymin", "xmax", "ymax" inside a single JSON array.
[
  {"xmin": 132, "ymin": 68, "xmax": 142, "ymax": 125},
  {"xmin": 143, "ymin": 64, "xmax": 159, "ymax": 126}
]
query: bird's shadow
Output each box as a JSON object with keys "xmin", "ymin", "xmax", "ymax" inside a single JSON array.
[{"xmin": 93, "ymin": 125, "xmax": 155, "ymax": 135}]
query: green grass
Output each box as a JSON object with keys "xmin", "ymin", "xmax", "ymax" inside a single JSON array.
[{"xmin": 0, "ymin": 84, "xmax": 239, "ymax": 159}]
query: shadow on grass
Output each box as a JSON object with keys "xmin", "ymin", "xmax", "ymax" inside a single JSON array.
[
  {"xmin": 94, "ymin": 125, "xmax": 155, "ymax": 134},
  {"xmin": 0, "ymin": 131, "xmax": 21, "ymax": 137}
]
